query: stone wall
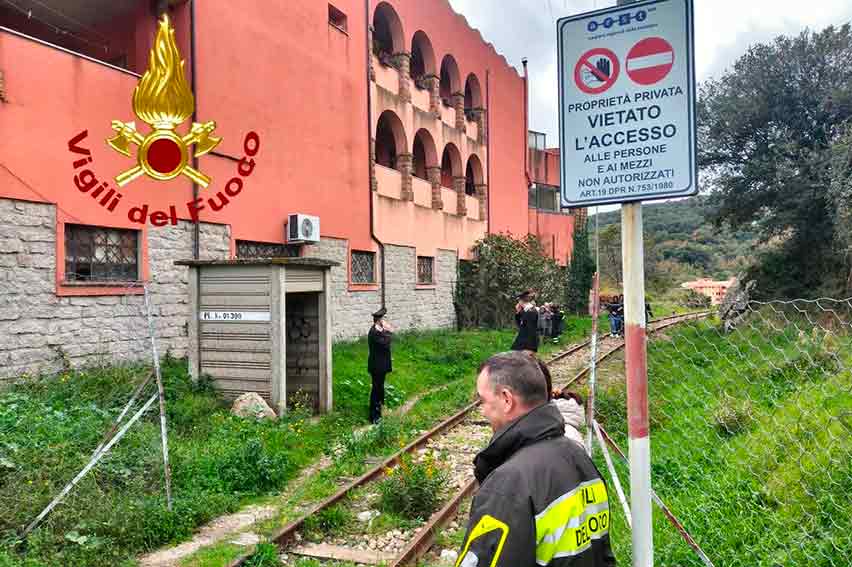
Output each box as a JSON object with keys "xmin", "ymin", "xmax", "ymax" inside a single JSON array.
[
  {"xmin": 0, "ymin": 197, "xmax": 457, "ymax": 381},
  {"xmin": 302, "ymin": 237, "xmax": 457, "ymax": 341},
  {"xmin": 0, "ymin": 198, "xmax": 230, "ymax": 382}
]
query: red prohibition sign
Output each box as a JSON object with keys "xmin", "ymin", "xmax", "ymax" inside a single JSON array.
[
  {"xmin": 574, "ymin": 47, "xmax": 620, "ymax": 95},
  {"xmin": 626, "ymin": 37, "xmax": 674, "ymax": 86}
]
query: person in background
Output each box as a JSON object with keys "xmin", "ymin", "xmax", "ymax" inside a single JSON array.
[
  {"xmin": 511, "ymin": 289, "xmax": 539, "ymax": 353},
  {"xmin": 605, "ymin": 299, "xmax": 619, "ymax": 338},
  {"xmin": 367, "ymin": 307, "xmax": 393, "ymax": 424},
  {"xmin": 458, "ymin": 352, "xmax": 616, "ymax": 566},
  {"xmin": 534, "ymin": 357, "xmax": 586, "ymax": 447},
  {"xmin": 553, "ymin": 389, "xmax": 586, "ymax": 447},
  {"xmin": 612, "ymin": 295, "xmax": 625, "ymax": 337},
  {"xmin": 539, "ymin": 302, "xmax": 553, "ymax": 339},
  {"xmin": 645, "ymin": 301, "xmax": 654, "ymax": 322},
  {"xmin": 551, "ymin": 304, "xmax": 564, "ymax": 342}
]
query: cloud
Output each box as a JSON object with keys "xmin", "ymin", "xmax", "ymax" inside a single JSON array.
[{"xmin": 448, "ymin": 0, "xmax": 852, "ymax": 142}]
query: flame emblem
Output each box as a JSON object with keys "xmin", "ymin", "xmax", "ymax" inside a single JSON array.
[{"xmin": 107, "ymin": 14, "xmax": 220, "ymax": 187}]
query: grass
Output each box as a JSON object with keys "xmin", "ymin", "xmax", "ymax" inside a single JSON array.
[
  {"xmin": 178, "ymin": 543, "xmax": 244, "ymax": 567},
  {"xmin": 0, "ymin": 321, "xmax": 594, "ymax": 566},
  {"xmin": 592, "ymin": 315, "xmax": 852, "ymax": 566}
]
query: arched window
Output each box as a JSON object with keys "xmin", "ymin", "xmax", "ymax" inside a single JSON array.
[
  {"xmin": 439, "ymin": 54, "xmax": 460, "ymax": 104},
  {"xmin": 412, "ymin": 129, "xmax": 438, "ymax": 180},
  {"xmin": 375, "ymin": 110, "xmax": 407, "ymax": 171},
  {"xmin": 410, "ymin": 30, "xmax": 436, "ymax": 86},
  {"xmin": 465, "ymin": 154, "xmax": 484, "ymax": 196},
  {"xmin": 373, "ymin": 2, "xmax": 404, "ymax": 61},
  {"xmin": 464, "ymin": 73, "xmax": 483, "ymax": 110},
  {"xmin": 441, "ymin": 143, "xmax": 462, "ymax": 188}
]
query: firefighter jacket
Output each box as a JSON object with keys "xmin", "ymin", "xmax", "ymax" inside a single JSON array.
[
  {"xmin": 511, "ymin": 304, "xmax": 540, "ymax": 352},
  {"xmin": 457, "ymin": 403, "xmax": 616, "ymax": 567}
]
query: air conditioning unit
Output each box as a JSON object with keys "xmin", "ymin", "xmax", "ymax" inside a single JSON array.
[{"xmin": 286, "ymin": 214, "xmax": 320, "ymax": 244}]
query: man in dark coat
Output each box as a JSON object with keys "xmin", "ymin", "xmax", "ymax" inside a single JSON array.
[
  {"xmin": 511, "ymin": 289, "xmax": 539, "ymax": 352},
  {"xmin": 367, "ymin": 307, "xmax": 393, "ymax": 423},
  {"xmin": 457, "ymin": 352, "xmax": 617, "ymax": 566}
]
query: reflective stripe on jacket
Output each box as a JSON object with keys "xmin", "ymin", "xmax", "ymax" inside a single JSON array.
[{"xmin": 457, "ymin": 403, "xmax": 616, "ymax": 567}]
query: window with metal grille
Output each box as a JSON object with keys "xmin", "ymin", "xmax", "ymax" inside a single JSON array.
[
  {"xmin": 351, "ymin": 251, "xmax": 376, "ymax": 284},
  {"xmin": 236, "ymin": 240, "xmax": 301, "ymax": 259},
  {"xmin": 417, "ymin": 256, "xmax": 434, "ymax": 285},
  {"xmin": 64, "ymin": 224, "xmax": 139, "ymax": 282}
]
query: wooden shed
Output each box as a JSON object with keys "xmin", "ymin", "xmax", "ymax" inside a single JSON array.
[{"xmin": 176, "ymin": 258, "xmax": 337, "ymax": 414}]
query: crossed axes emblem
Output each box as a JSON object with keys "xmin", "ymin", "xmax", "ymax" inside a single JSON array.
[{"xmin": 107, "ymin": 120, "xmax": 221, "ymax": 187}]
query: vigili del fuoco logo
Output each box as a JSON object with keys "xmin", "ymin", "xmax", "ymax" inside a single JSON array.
[{"xmin": 66, "ymin": 14, "xmax": 260, "ymax": 226}]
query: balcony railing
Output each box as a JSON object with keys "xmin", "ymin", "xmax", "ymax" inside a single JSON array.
[
  {"xmin": 412, "ymin": 176, "xmax": 432, "ymax": 208},
  {"xmin": 371, "ymin": 53, "xmax": 479, "ymax": 136},
  {"xmin": 375, "ymin": 164, "xmax": 402, "ymax": 200}
]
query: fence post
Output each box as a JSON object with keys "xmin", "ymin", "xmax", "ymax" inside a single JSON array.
[
  {"xmin": 586, "ymin": 271, "xmax": 600, "ymax": 455},
  {"xmin": 621, "ymin": 201, "xmax": 652, "ymax": 567}
]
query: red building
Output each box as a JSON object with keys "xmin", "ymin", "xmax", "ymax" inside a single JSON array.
[{"xmin": 0, "ymin": 0, "xmax": 577, "ymax": 379}]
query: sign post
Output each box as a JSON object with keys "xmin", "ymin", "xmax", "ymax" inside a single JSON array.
[{"xmin": 558, "ymin": 1, "xmax": 695, "ymax": 565}]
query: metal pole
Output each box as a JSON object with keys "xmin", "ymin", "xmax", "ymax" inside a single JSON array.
[
  {"xmin": 597, "ymin": 422, "xmax": 716, "ymax": 567},
  {"xmin": 25, "ymin": 393, "xmax": 159, "ymax": 536},
  {"xmin": 593, "ymin": 420, "xmax": 632, "ymax": 529},
  {"xmin": 585, "ymin": 271, "xmax": 599, "ymax": 455},
  {"xmin": 144, "ymin": 284, "xmax": 173, "ymax": 510},
  {"xmin": 622, "ymin": 202, "xmax": 652, "ymax": 567},
  {"xmin": 613, "ymin": 3, "xmax": 651, "ymax": 560}
]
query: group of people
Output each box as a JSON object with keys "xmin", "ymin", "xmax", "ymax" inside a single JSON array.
[
  {"xmin": 604, "ymin": 296, "xmax": 625, "ymax": 338},
  {"xmin": 603, "ymin": 295, "xmax": 654, "ymax": 338},
  {"xmin": 510, "ymin": 289, "xmax": 564, "ymax": 353},
  {"xmin": 365, "ymin": 297, "xmax": 616, "ymax": 565}
]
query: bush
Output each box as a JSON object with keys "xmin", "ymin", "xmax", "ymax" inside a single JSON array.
[
  {"xmin": 455, "ymin": 233, "xmax": 565, "ymax": 329},
  {"xmin": 677, "ymin": 288, "xmax": 711, "ymax": 309},
  {"xmin": 377, "ymin": 453, "xmax": 448, "ymax": 519}
]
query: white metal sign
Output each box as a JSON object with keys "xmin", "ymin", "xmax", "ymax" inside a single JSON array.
[
  {"xmin": 199, "ymin": 311, "xmax": 270, "ymax": 322},
  {"xmin": 558, "ymin": 0, "xmax": 696, "ymax": 206}
]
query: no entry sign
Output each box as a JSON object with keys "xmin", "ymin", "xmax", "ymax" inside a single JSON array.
[
  {"xmin": 557, "ymin": 0, "xmax": 696, "ymax": 206},
  {"xmin": 627, "ymin": 37, "xmax": 674, "ymax": 85}
]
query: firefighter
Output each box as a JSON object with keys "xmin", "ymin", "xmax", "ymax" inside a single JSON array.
[
  {"xmin": 367, "ymin": 307, "xmax": 393, "ymax": 424},
  {"xmin": 457, "ymin": 351, "xmax": 616, "ymax": 566}
]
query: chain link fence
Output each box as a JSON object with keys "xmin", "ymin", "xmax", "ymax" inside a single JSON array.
[{"xmin": 586, "ymin": 298, "xmax": 852, "ymax": 566}]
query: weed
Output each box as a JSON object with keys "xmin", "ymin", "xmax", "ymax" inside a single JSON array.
[
  {"xmin": 378, "ymin": 453, "xmax": 448, "ymax": 519},
  {"xmin": 302, "ymin": 503, "xmax": 353, "ymax": 541},
  {"xmin": 713, "ymin": 394, "xmax": 755, "ymax": 436},
  {"xmin": 0, "ymin": 323, "xmax": 595, "ymax": 566},
  {"xmin": 244, "ymin": 542, "xmax": 279, "ymax": 566}
]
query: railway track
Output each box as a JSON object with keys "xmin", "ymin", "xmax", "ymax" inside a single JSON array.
[{"xmin": 228, "ymin": 311, "xmax": 709, "ymax": 567}]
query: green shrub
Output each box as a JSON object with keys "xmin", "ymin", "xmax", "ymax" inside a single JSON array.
[{"xmin": 377, "ymin": 453, "xmax": 448, "ymax": 519}]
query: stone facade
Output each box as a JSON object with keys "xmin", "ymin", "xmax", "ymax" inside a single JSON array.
[
  {"xmin": 0, "ymin": 198, "xmax": 456, "ymax": 381},
  {"xmin": 302, "ymin": 237, "xmax": 457, "ymax": 341},
  {"xmin": 0, "ymin": 198, "xmax": 230, "ymax": 382}
]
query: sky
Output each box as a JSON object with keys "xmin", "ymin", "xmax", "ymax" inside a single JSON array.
[{"xmin": 446, "ymin": 0, "xmax": 852, "ymax": 213}]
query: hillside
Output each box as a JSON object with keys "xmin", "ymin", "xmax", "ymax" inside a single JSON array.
[{"xmin": 589, "ymin": 196, "xmax": 761, "ymax": 289}]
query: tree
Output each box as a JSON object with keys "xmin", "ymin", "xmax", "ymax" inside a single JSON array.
[
  {"xmin": 698, "ymin": 24, "xmax": 852, "ymax": 298},
  {"xmin": 829, "ymin": 127, "xmax": 852, "ymax": 293},
  {"xmin": 565, "ymin": 218, "xmax": 595, "ymax": 314},
  {"xmin": 598, "ymin": 223, "xmax": 622, "ymax": 288},
  {"xmin": 454, "ymin": 233, "xmax": 564, "ymax": 329}
]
